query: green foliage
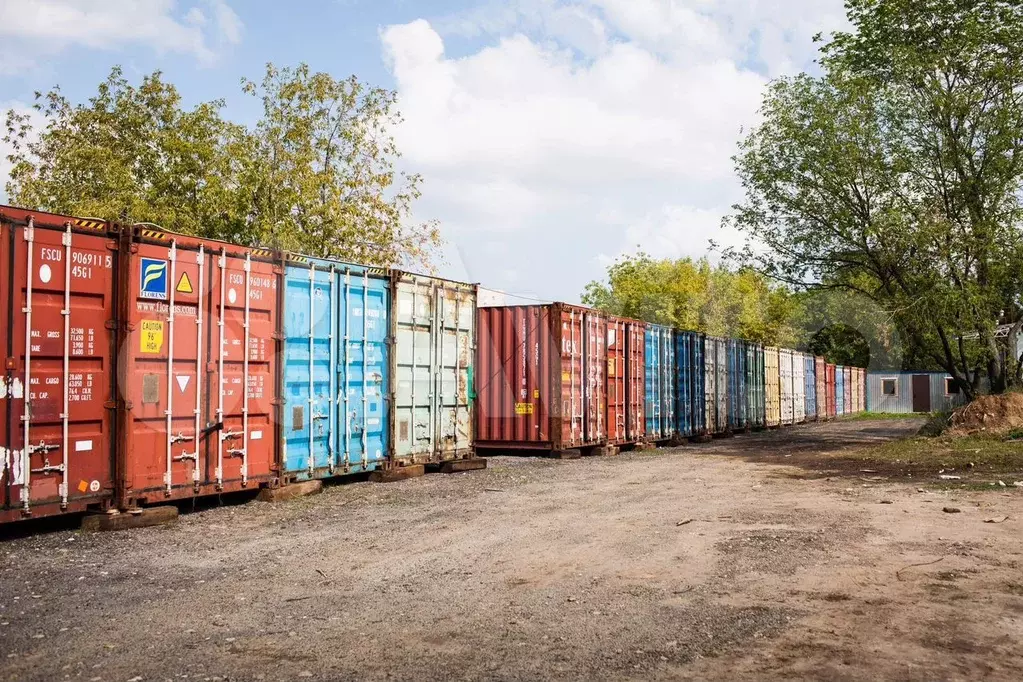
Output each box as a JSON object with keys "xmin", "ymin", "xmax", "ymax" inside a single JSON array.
[
  {"xmin": 727, "ymin": 0, "xmax": 1023, "ymax": 398},
  {"xmin": 581, "ymin": 253, "xmax": 803, "ymax": 345},
  {"xmin": 4, "ymin": 67, "xmax": 251, "ymax": 240},
  {"xmin": 3, "ymin": 64, "xmax": 440, "ymax": 268},
  {"xmin": 807, "ymin": 324, "xmax": 870, "ymax": 367},
  {"xmin": 240, "ymin": 63, "xmax": 439, "ymax": 265}
]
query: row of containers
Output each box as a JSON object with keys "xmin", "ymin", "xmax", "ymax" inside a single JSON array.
[
  {"xmin": 0, "ymin": 206, "xmax": 476, "ymax": 524},
  {"xmin": 475, "ymin": 304, "xmax": 865, "ymax": 454},
  {"xmin": 0, "ymin": 206, "xmax": 866, "ymax": 525}
]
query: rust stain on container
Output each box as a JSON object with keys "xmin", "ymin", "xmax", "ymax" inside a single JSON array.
[
  {"xmin": 826, "ymin": 364, "xmax": 837, "ymax": 418},
  {"xmin": 476, "ymin": 303, "xmax": 608, "ymax": 452},
  {"xmin": 606, "ymin": 316, "xmax": 645, "ymax": 445},
  {"xmin": 1, "ymin": 205, "xmax": 117, "ymax": 523}
]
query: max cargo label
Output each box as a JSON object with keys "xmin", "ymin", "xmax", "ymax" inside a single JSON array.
[
  {"xmin": 515, "ymin": 402, "xmax": 534, "ymax": 415},
  {"xmin": 140, "ymin": 320, "xmax": 165, "ymax": 354}
]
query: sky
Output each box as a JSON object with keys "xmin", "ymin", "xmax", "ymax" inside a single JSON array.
[{"xmin": 0, "ymin": 0, "xmax": 849, "ymax": 304}]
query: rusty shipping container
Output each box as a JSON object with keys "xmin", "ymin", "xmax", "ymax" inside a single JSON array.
[
  {"xmin": 1, "ymin": 207, "xmax": 119, "ymax": 523},
  {"xmin": 826, "ymin": 364, "xmax": 837, "ymax": 418},
  {"xmin": 607, "ymin": 317, "xmax": 644, "ymax": 445},
  {"xmin": 117, "ymin": 228, "xmax": 280, "ymax": 507},
  {"xmin": 476, "ymin": 303, "xmax": 607, "ymax": 453},
  {"xmin": 814, "ymin": 357, "xmax": 827, "ymax": 420}
]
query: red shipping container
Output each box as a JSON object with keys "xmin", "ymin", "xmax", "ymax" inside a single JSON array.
[
  {"xmin": 1, "ymin": 206, "xmax": 118, "ymax": 522},
  {"xmin": 825, "ymin": 363, "xmax": 837, "ymax": 418},
  {"xmin": 607, "ymin": 317, "xmax": 645, "ymax": 445},
  {"xmin": 476, "ymin": 303, "xmax": 608, "ymax": 452},
  {"xmin": 814, "ymin": 356, "xmax": 826, "ymax": 420},
  {"xmin": 117, "ymin": 228, "xmax": 280, "ymax": 506}
]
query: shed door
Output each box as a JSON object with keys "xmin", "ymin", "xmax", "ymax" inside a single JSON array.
[{"xmin": 912, "ymin": 375, "xmax": 931, "ymax": 412}]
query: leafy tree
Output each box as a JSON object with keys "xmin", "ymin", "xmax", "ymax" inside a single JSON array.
[
  {"xmin": 3, "ymin": 67, "xmax": 251, "ymax": 240},
  {"xmin": 727, "ymin": 0, "xmax": 1023, "ymax": 398},
  {"xmin": 3, "ymin": 64, "xmax": 440, "ymax": 268},
  {"xmin": 582, "ymin": 253, "xmax": 803, "ymax": 346},
  {"xmin": 241, "ymin": 63, "xmax": 440, "ymax": 266}
]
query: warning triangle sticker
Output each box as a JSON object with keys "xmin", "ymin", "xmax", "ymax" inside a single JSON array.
[
  {"xmin": 175, "ymin": 375, "xmax": 190, "ymax": 393},
  {"xmin": 176, "ymin": 272, "xmax": 194, "ymax": 294}
]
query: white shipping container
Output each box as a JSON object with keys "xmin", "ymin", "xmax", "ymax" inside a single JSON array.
[
  {"xmin": 779, "ymin": 349, "xmax": 795, "ymax": 425},
  {"xmin": 391, "ymin": 271, "xmax": 477, "ymax": 465},
  {"xmin": 793, "ymin": 352, "xmax": 806, "ymax": 423}
]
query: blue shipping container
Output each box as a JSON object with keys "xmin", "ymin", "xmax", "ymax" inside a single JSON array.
[
  {"xmin": 674, "ymin": 331, "xmax": 704, "ymax": 437},
  {"xmin": 727, "ymin": 339, "xmax": 749, "ymax": 431},
  {"xmin": 747, "ymin": 343, "xmax": 765, "ymax": 428},
  {"xmin": 645, "ymin": 324, "xmax": 676, "ymax": 441},
  {"xmin": 836, "ymin": 365, "xmax": 846, "ymax": 415},
  {"xmin": 281, "ymin": 256, "xmax": 390, "ymax": 480},
  {"xmin": 804, "ymin": 354, "xmax": 817, "ymax": 421},
  {"xmin": 705, "ymin": 336, "xmax": 729, "ymax": 434}
]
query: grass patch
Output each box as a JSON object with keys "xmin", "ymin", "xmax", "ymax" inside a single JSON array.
[
  {"xmin": 851, "ymin": 433, "xmax": 1023, "ymax": 472},
  {"xmin": 926, "ymin": 481, "xmax": 1019, "ymax": 492},
  {"xmin": 838, "ymin": 412, "xmax": 926, "ymax": 421}
]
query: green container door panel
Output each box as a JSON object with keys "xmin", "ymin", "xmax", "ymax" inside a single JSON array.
[{"xmin": 392, "ymin": 275, "xmax": 476, "ymax": 464}]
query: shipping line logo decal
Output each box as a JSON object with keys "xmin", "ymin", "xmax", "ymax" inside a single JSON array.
[{"xmin": 140, "ymin": 258, "xmax": 168, "ymax": 300}]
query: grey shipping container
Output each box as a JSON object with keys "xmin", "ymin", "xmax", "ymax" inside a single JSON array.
[
  {"xmin": 867, "ymin": 372, "xmax": 968, "ymax": 414},
  {"xmin": 391, "ymin": 271, "xmax": 477, "ymax": 465}
]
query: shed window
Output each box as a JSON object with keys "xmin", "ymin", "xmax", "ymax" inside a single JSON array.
[
  {"xmin": 945, "ymin": 378, "xmax": 961, "ymax": 395},
  {"xmin": 881, "ymin": 378, "xmax": 898, "ymax": 396}
]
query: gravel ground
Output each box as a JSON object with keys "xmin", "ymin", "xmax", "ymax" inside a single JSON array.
[{"xmin": 2, "ymin": 419, "xmax": 1022, "ymax": 682}]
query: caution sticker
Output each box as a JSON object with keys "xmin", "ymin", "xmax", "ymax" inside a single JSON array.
[
  {"xmin": 514, "ymin": 402, "xmax": 534, "ymax": 415},
  {"xmin": 176, "ymin": 272, "xmax": 194, "ymax": 294},
  {"xmin": 607, "ymin": 358, "xmax": 616, "ymax": 375},
  {"xmin": 140, "ymin": 320, "xmax": 164, "ymax": 354}
]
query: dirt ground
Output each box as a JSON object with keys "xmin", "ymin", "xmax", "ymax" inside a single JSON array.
[{"xmin": 2, "ymin": 419, "xmax": 1022, "ymax": 682}]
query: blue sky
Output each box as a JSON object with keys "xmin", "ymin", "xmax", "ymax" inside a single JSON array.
[{"xmin": 0, "ymin": 0, "xmax": 849, "ymax": 303}]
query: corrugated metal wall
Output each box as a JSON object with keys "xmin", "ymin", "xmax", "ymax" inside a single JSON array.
[
  {"xmin": 765, "ymin": 346, "xmax": 781, "ymax": 427},
  {"xmin": 866, "ymin": 372, "xmax": 969, "ymax": 413}
]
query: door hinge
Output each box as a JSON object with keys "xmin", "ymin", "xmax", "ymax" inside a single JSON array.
[{"xmin": 105, "ymin": 319, "xmax": 118, "ymax": 330}]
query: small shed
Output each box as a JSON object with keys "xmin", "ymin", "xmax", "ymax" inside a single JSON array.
[{"xmin": 866, "ymin": 371, "xmax": 968, "ymax": 413}]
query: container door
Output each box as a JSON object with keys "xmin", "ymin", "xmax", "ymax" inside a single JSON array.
[
  {"xmin": 645, "ymin": 327, "xmax": 661, "ymax": 439},
  {"xmin": 836, "ymin": 369, "xmax": 844, "ymax": 414},
  {"xmin": 282, "ymin": 261, "xmax": 335, "ymax": 479},
  {"xmin": 560, "ymin": 306, "xmax": 585, "ymax": 448},
  {"xmin": 606, "ymin": 320, "xmax": 625, "ymax": 443},
  {"xmin": 584, "ymin": 312, "xmax": 606, "ymax": 445},
  {"xmin": 393, "ymin": 276, "xmax": 474, "ymax": 463},
  {"xmin": 339, "ymin": 268, "xmax": 390, "ymax": 471},
  {"xmin": 716, "ymin": 340, "xmax": 728, "ymax": 431},
  {"xmin": 793, "ymin": 357, "xmax": 805, "ymax": 423},
  {"xmin": 703, "ymin": 338, "xmax": 715, "ymax": 433},
  {"xmin": 693, "ymin": 334, "xmax": 706, "ymax": 434},
  {"xmin": 4, "ymin": 221, "xmax": 115, "ymax": 518},
  {"xmin": 675, "ymin": 333, "xmax": 690, "ymax": 437},
  {"xmin": 474, "ymin": 306, "xmax": 548, "ymax": 447},
  {"xmin": 726, "ymin": 342, "xmax": 737, "ymax": 430},
  {"xmin": 627, "ymin": 322, "xmax": 645, "ymax": 442},
  {"xmin": 206, "ymin": 248, "xmax": 277, "ymax": 490},
  {"xmin": 0, "ymin": 222, "xmax": 7, "ymax": 512}
]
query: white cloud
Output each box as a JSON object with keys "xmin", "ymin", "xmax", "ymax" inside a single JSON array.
[
  {"xmin": 382, "ymin": 1, "xmax": 847, "ymax": 302},
  {"xmin": 0, "ymin": 0, "xmax": 242, "ymax": 69}
]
